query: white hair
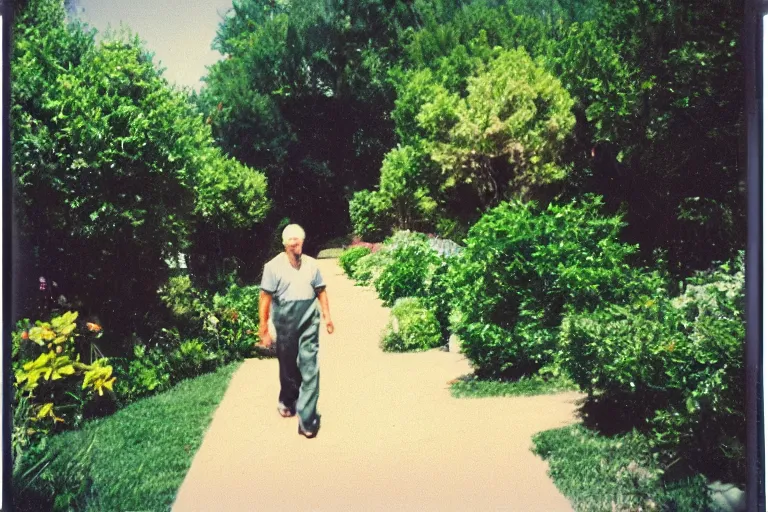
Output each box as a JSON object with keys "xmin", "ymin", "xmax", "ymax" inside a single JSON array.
[{"xmin": 282, "ymin": 224, "xmax": 306, "ymax": 244}]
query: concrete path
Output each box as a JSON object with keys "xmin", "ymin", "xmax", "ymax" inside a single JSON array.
[{"xmin": 172, "ymin": 258, "xmax": 583, "ymax": 511}]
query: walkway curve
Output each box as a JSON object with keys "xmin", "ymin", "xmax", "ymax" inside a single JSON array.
[{"xmin": 172, "ymin": 258, "xmax": 583, "ymax": 511}]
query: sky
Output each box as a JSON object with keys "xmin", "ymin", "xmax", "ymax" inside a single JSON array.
[{"xmin": 73, "ymin": 0, "xmax": 236, "ymax": 90}]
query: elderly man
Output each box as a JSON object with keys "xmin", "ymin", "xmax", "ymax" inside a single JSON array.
[{"xmin": 258, "ymin": 224, "xmax": 334, "ymax": 438}]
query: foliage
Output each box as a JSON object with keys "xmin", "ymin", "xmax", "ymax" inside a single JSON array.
[
  {"xmin": 362, "ymin": 37, "xmax": 577, "ymax": 236},
  {"xmin": 351, "ymin": 245, "xmax": 392, "ymax": 286},
  {"xmin": 339, "ymin": 246, "xmax": 372, "ymax": 277},
  {"xmin": 159, "ymin": 275, "xmax": 210, "ymax": 327},
  {"xmin": 213, "ymin": 283, "xmax": 260, "ymax": 322},
  {"xmin": 378, "ymin": 145, "xmax": 438, "ymax": 230},
  {"xmin": 424, "ymin": 46, "xmax": 575, "ymax": 202},
  {"xmin": 381, "ymin": 297, "xmax": 443, "ymax": 352},
  {"xmin": 112, "ymin": 344, "xmax": 172, "ymax": 403},
  {"xmin": 12, "ymin": 362, "xmax": 240, "ymax": 512},
  {"xmin": 12, "ymin": 429, "xmax": 98, "ymax": 512},
  {"xmin": 11, "ymin": 0, "xmax": 270, "ymax": 335},
  {"xmin": 532, "ymin": 425, "xmax": 712, "ymax": 512},
  {"xmin": 348, "ymin": 189, "xmax": 394, "ymax": 241},
  {"xmin": 115, "ymin": 277, "xmax": 260, "ymax": 401},
  {"xmin": 394, "ymin": 0, "xmax": 745, "ymax": 277},
  {"xmin": 159, "ymin": 276, "xmax": 260, "ymax": 354},
  {"xmin": 557, "ymin": 253, "xmax": 745, "ymax": 481},
  {"xmin": 589, "ymin": 0, "xmax": 745, "ymax": 277},
  {"xmin": 373, "ymin": 230, "xmax": 440, "ymax": 306},
  {"xmin": 420, "ymin": 255, "xmax": 457, "ymax": 340},
  {"xmin": 12, "ymin": 311, "xmax": 116, "ymax": 435},
  {"xmin": 199, "ymin": 0, "xmax": 424, "ymax": 248},
  {"xmin": 449, "ymin": 195, "xmax": 637, "ymax": 378}
]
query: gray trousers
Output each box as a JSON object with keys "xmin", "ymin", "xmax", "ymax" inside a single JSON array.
[{"xmin": 273, "ymin": 299, "xmax": 321, "ymax": 432}]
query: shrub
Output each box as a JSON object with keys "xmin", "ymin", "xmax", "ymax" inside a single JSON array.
[
  {"xmin": 348, "ymin": 189, "xmax": 393, "ymax": 241},
  {"xmin": 339, "ymin": 246, "xmax": 372, "ymax": 277},
  {"xmin": 558, "ymin": 253, "xmax": 746, "ymax": 481},
  {"xmin": 210, "ymin": 283, "xmax": 261, "ymax": 362},
  {"xmin": 555, "ymin": 267, "xmax": 670, "ymax": 395},
  {"xmin": 113, "ymin": 344, "xmax": 172, "ymax": 402},
  {"xmin": 421, "ymin": 255, "xmax": 458, "ymax": 341},
  {"xmin": 449, "ymin": 195, "xmax": 638, "ymax": 378},
  {"xmin": 158, "ymin": 275, "xmax": 209, "ymax": 331},
  {"xmin": 212, "ymin": 283, "xmax": 260, "ymax": 326},
  {"xmin": 381, "ymin": 298, "xmax": 443, "ymax": 352},
  {"xmin": 12, "ymin": 311, "xmax": 117, "ymax": 433},
  {"xmin": 170, "ymin": 339, "xmax": 217, "ymax": 381},
  {"xmin": 352, "ymin": 248, "xmax": 391, "ymax": 286},
  {"xmin": 158, "ymin": 278, "xmax": 261, "ymax": 365},
  {"xmin": 373, "ymin": 230, "xmax": 440, "ymax": 306}
]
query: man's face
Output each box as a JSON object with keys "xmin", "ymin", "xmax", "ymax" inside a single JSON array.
[{"xmin": 285, "ymin": 237, "xmax": 303, "ymax": 257}]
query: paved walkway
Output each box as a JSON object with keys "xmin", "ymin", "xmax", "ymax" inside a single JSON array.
[{"xmin": 172, "ymin": 258, "xmax": 583, "ymax": 511}]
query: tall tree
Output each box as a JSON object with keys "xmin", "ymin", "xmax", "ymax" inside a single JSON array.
[
  {"xmin": 199, "ymin": 0, "xmax": 427, "ymax": 250},
  {"xmin": 12, "ymin": 0, "xmax": 270, "ymax": 336}
]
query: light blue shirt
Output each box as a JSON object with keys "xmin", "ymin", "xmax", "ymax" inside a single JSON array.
[{"xmin": 260, "ymin": 253, "xmax": 326, "ymax": 304}]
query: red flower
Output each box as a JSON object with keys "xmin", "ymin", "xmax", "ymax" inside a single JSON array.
[{"xmin": 86, "ymin": 322, "xmax": 102, "ymax": 333}]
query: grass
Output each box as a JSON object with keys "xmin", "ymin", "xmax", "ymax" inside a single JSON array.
[
  {"xmin": 532, "ymin": 424, "xmax": 713, "ymax": 511},
  {"xmin": 317, "ymin": 247, "xmax": 344, "ymax": 259},
  {"xmin": 19, "ymin": 362, "xmax": 241, "ymax": 512},
  {"xmin": 450, "ymin": 374, "xmax": 579, "ymax": 398}
]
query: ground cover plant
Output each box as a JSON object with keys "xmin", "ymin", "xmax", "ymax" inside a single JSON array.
[
  {"xmin": 532, "ymin": 425, "xmax": 712, "ymax": 512},
  {"xmin": 13, "ymin": 362, "xmax": 240, "ymax": 512}
]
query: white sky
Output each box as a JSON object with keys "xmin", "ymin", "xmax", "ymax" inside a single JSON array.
[{"xmin": 73, "ymin": 0, "xmax": 236, "ymax": 90}]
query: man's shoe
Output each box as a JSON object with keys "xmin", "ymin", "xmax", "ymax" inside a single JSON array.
[
  {"xmin": 277, "ymin": 403, "xmax": 296, "ymax": 418},
  {"xmin": 298, "ymin": 425, "xmax": 318, "ymax": 438}
]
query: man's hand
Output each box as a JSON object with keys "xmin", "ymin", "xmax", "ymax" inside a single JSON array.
[
  {"xmin": 325, "ymin": 319, "xmax": 334, "ymax": 335},
  {"xmin": 258, "ymin": 328, "xmax": 274, "ymax": 349}
]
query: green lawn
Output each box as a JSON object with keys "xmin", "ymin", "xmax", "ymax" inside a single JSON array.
[
  {"xmin": 21, "ymin": 362, "xmax": 241, "ymax": 511},
  {"xmin": 532, "ymin": 424, "xmax": 713, "ymax": 511},
  {"xmin": 450, "ymin": 374, "xmax": 579, "ymax": 398},
  {"xmin": 316, "ymin": 247, "xmax": 344, "ymax": 259}
]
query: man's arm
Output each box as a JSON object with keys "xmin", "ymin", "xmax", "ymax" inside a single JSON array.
[
  {"xmin": 258, "ymin": 290, "xmax": 273, "ymax": 346},
  {"xmin": 316, "ymin": 288, "xmax": 334, "ymax": 334}
]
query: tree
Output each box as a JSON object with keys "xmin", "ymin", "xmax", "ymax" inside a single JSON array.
[
  {"xmin": 199, "ymin": 0, "xmax": 424, "ymax": 250},
  {"xmin": 12, "ymin": 0, "xmax": 270, "ymax": 336}
]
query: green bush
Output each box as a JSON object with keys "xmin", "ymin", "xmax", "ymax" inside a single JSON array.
[
  {"xmin": 351, "ymin": 248, "xmax": 391, "ymax": 286},
  {"xmin": 113, "ymin": 344, "xmax": 172, "ymax": 402},
  {"xmin": 339, "ymin": 246, "xmax": 372, "ymax": 277},
  {"xmin": 210, "ymin": 283, "xmax": 261, "ymax": 362},
  {"xmin": 12, "ymin": 311, "xmax": 117, "ymax": 435},
  {"xmin": 212, "ymin": 283, "xmax": 260, "ymax": 325},
  {"xmin": 158, "ymin": 279, "xmax": 261, "ymax": 364},
  {"xmin": 158, "ymin": 275, "xmax": 209, "ymax": 329},
  {"xmin": 449, "ymin": 195, "xmax": 638, "ymax": 378},
  {"xmin": 381, "ymin": 297, "xmax": 443, "ymax": 352},
  {"xmin": 373, "ymin": 231, "xmax": 440, "ymax": 306},
  {"xmin": 555, "ymin": 267, "xmax": 670, "ymax": 395},
  {"xmin": 170, "ymin": 339, "xmax": 218, "ymax": 381},
  {"xmin": 421, "ymin": 256, "xmax": 458, "ymax": 341},
  {"xmin": 558, "ymin": 253, "xmax": 745, "ymax": 481},
  {"xmin": 349, "ymin": 189, "xmax": 393, "ymax": 241}
]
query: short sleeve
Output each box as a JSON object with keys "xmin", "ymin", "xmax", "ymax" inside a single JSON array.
[
  {"xmin": 260, "ymin": 263, "xmax": 278, "ymax": 294},
  {"xmin": 312, "ymin": 265, "xmax": 326, "ymax": 292}
]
